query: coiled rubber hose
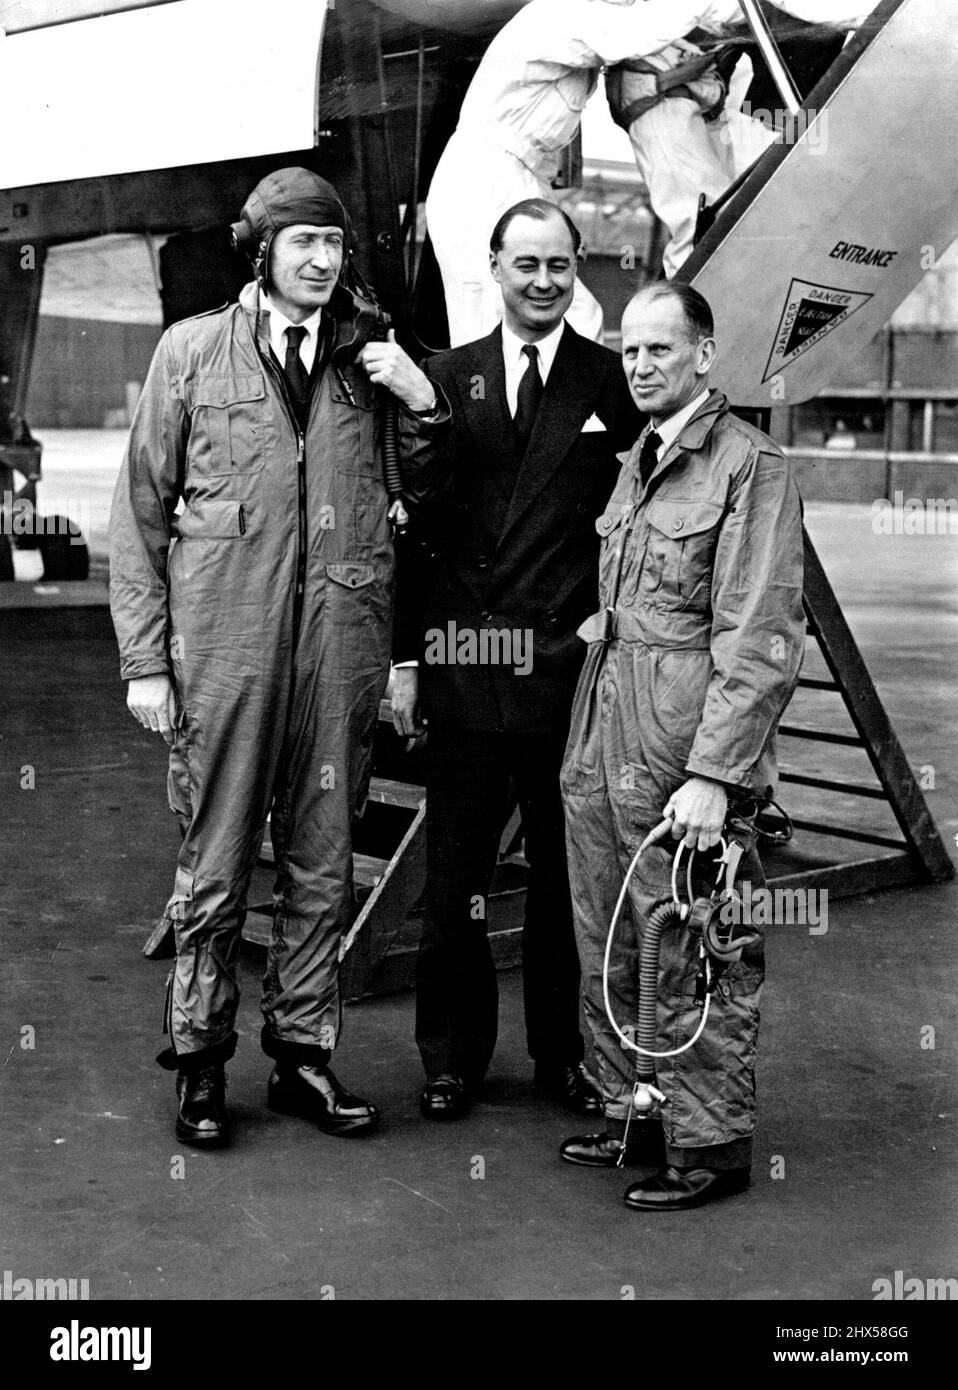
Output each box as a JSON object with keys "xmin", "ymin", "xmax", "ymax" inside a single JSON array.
[
  {"xmin": 602, "ymin": 827, "xmax": 713, "ymax": 1078},
  {"xmin": 635, "ymin": 899, "xmax": 685, "ymax": 1082},
  {"xmin": 383, "ymin": 403, "xmax": 409, "ymax": 528}
]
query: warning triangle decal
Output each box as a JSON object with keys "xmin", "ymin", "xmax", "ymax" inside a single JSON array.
[{"xmin": 763, "ymin": 278, "xmax": 873, "ymax": 383}]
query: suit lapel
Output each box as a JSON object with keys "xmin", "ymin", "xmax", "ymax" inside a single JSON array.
[
  {"xmin": 497, "ymin": 324, "xmax": 598, "ymax": 544},
  {"xmin": 460, "ymin": 326, "xmax": 522, "ymax": 502}
]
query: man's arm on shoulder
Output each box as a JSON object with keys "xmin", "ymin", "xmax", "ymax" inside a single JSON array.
[
  {"xmin": 685, "ymin": 439, "xmax": 806, "ymax": 788},
  {"xmin": 109, "ymin": 331, "xmax": 188, "ymax": 684},
  {"xmin": 395, "ymin": 350, "xmax": 458, "ymax": 510}
]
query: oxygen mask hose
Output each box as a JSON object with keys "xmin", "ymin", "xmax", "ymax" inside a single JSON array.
[
  {"xmin": 603, "ymin": 819, "xmax": 725, "ymax": 1131},
  {"xmin": 383, "ymin": 403, "xmax": 409, "ymax": 529}
]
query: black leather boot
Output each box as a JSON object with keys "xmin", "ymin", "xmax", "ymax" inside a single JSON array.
[
  {"xmin": 267, "ymin": 1065, "xmax": 380, "ymax": 1136},
  {"xmin": 175, "ymin": 1065, "xmax": 229, "ymax": 1148},
  {"xmin": 534, "ymin": 1063, "xmax": 602, "ymax": 1114},
  {"xmin": 623, "ymin": 1165, "xmax": 751, "ymax": 1210},
  {"xmin": 560, "ymin": 1121, "xmax": 666, "ymax": 1168}
]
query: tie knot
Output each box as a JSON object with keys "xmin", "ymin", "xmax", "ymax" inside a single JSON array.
[
  {"xmin": 522, "ymin": 344, "xmax": 539, "ymax": 364},
  {"xmin": 643, "ymin": 429, "xmax": 662, "ymax": 454},
  {"xmin": 286, "ymin": 325, "xmax": 307, "ymax": 349}
]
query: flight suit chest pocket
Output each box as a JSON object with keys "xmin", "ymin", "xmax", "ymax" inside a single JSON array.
[
  {"xmin": 644, "ymin": 498, "xmax": 725, "ymax": 608},
  {"xmin": 187, "ymin": 374, "xmax": 267, "ymax": 476},
  {"xmin": 330, "ymin": 370, "xmax": 380, "ymax": 477}
]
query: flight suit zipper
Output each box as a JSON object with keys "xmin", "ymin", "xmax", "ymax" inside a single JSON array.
[
  {"xmin": 293, "ymin": 428, "xmax": 307, "ymax": 640},
  {"xmin": 259, "ymin": 350, "xmax": 309, "ymax": 642}
]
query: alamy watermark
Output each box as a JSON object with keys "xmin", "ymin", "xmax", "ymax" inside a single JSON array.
[
  {"xmin": 872, "ymin": 492, "xmax": 958, "ymax": 536},
  {"xmin": 0, "ymin": 492, "xmax": 91, "ymax": 544},
  {"xmin": 424, "ymin": 621, "xmax": 534, "ymax": 677},
  {"xmin": 50, "ymin": 1321, "xmax": 151, "ymax": 1370},
  {"xmin": 873, "ymin": 1270, "xmax": 958, "ymax": 1300},
  {"xmin": 720, "ymin": 884, "xmax": 828, "ymax": 935},
  {"xmin": 1, "ymin": 1269, "xmax": 90, "ymax": 1299},
  {"xmin": 721, "ymin": 102, "xmax": 828, "ymax": 153}
]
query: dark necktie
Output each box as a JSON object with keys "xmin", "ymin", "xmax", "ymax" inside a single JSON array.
[
  {"xmin": 639, "ymin": 429, "xmax": 662, "ymax": 487},
  {"xmin": 514, "ymin": 343, "xmax": 543, "ymax": 451},
  {"xmin": 283, "ymin": 325, "xmax": 310, "ymax": 419}
]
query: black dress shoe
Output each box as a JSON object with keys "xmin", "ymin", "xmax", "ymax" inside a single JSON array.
[
  {"xmin": 175, "ymin": 1066, "xmax": 229, "ymax": 1148},
  {"xmin": 560, "ymin": 1122, "xmax": 666, "ymax": 1169},
  {"xmin": 267, "ymin": 1065, "xmax": 380, "ymax": 1136},
  {"xmin": 534, "ymin": 1063, "xmax": 602, "ymax": 1115},
  {"xmin": 623, "ymin": 1165, "xmax": 751, "ymax": 1211},
  {"xmin": 420, "ymin": 1074, "xmax": 471, "ymax": 1121}
]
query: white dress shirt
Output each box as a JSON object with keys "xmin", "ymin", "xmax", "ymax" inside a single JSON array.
[
  {"xmin": 502, "ymin": 318, "xmax": 566, "ymax": 417},
  {"xmin": 260, "ymin": 290, "xmax": 324, "ymax": 374}
]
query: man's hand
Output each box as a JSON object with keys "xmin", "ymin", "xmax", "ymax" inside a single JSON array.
[
  {"xmin": 359, "ymin": 330, "xmax": 437, "ymax": 412},
  {"xmin": 663, "ymin": 776, "xmax": 728, "ymax": 851},
  {"xmin": 127, "ymin": 674, "xmax": 177, "ymax": 745},
  {"xmin": 390, "ymin": 666, "xmax": 424, "ymax": 742}
]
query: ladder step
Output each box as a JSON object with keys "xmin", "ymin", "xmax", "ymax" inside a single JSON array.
[
  {"xmin": 787, "ymin": 818, "xmax": 908, "ymax": 852},
  {"xmin": 258, "ymin": 835, "xmax": 392, "ymax": 888},
  {"xmin": 354, "ymin": 853, "xmax": 389, "ymax": 888},
  {"xmin": 779, "ymin": 724, "xmax": 863, "ymax": 747},
  {"xmin": 367, "ymin": 776, "xmax": 425, "ymax": 810},
  {"xmin": 779, "ymin": 771, "xmax": 886, "ymax": 799},
  {"xmin": 259, "ymin": 777, "xmax": 422, "ymax": 863},
  {"xmin": 796, "ymin": 677, "xmax": 839, "ymax": 691},
  {"xmin": 243, "ymin": 852, "xmax": 391, "ymax": 945}
]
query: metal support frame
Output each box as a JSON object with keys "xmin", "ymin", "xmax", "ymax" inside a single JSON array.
[
  {"xmin": 737, "ymin": 0, "xmax": 803, "ymax": 116},
  {"xmin": 770, "ymin": 528, "xmax": 954, "ymax": 894}
]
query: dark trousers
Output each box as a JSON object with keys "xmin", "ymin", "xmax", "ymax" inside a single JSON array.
[{"xmin": 415, "ymin": 720, "xmax": 584, "ymax": 1083}]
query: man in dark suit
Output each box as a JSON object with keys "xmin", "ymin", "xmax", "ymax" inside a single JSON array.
[{"xmin": 391, "ymin": 198, "xmax": 642, "ymax": 1120}]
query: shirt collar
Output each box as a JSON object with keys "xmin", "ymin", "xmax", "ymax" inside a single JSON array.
[
  {"xmin": 501, "ymin": 317, "xmax": 567, "ymax": 379},
  {"xmin": 259, "ymin": 289, "xmax": 324, "ymax": 356},
  {"xmin": 651, "ymin": 384, "xmax": 712, "ymax": 456}
]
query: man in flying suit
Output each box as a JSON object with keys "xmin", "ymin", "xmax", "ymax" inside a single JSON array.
[
  {"xmin": 559, "ymin": 282, "xmax": 805, "ymax": 1208},
  {"xmin": 110, "ymin": 168, "xmax": 448, "ymax": 1147}
]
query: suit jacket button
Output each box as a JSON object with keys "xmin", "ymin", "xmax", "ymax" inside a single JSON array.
[
  {"xmin": 476, "ymin": 556, "xmax": 488, "ymax": 569},
  {"xmin": 547, "ymin": 611, "xmax": 558, "ymax": 624},
  {"xmin": 481, "ymin": 610, "xmax": 493, "ymax": 623}
]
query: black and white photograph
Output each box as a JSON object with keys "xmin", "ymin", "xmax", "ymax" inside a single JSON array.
[{"xmin": 0, "ymin": 0, "xmax": 955, "ymax": 1342}]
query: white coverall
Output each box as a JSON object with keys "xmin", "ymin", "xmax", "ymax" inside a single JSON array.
[
  {"xmin": 621, "ymin": 0, "xmax": 879, "ymax": 277},
  {"xmin": 426, "ymin": 0, "xmax": 717, "ymax": 346}
]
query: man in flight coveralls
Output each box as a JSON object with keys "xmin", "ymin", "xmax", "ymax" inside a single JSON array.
[
  {"xmin": 559, "ymin": 282, "xmax": 805, "ymax": 1210},
  {"xmin": 109, "ymin": 169, "xmax": 448, "ymax": 1147}
]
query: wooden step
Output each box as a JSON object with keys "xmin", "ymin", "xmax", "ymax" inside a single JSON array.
[
  {"xmin": 353, "ymin": 852, "xmax": 389, "ymax": 889},
  {"xmin": 365, "ymin": 777, "xmax": 425, "ymax": 811},
  {"xmin": 259, "ymin": 779, "xmax": 422, "ymax": 862}
]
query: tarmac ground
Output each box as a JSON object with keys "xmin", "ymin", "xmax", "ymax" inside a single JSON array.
[{"xmin": 0, "ymin": 485, "xmax": 956, "ymax": 1302}]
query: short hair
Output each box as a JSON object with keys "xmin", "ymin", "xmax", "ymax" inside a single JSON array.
[
  {"xmin": 628, "ymin": 281, "xmax": 714, "ymax": 342},
  {"xmin": 489, "ymin": 198, "xmax": 582, "ymax": 256}
]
